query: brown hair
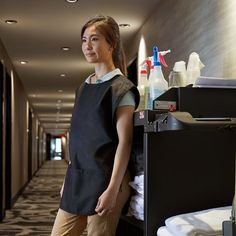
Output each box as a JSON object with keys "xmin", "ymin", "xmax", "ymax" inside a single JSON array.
[{"xmin": 81, "ymin": 15, "xmax": 127, "ymax": 76}]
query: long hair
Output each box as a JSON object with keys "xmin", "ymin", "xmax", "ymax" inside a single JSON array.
[{"xmin": 81, "ymin": 15, "xmax": 127, "ymax": 76}]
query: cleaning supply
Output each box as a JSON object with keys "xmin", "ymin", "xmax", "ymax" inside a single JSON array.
[
  {"xmin": 148, "ymin": 46, "xmax": 168, "ymax": 109},
  {"xmin": 137, "ymin": 65, "xmax": 149, "ymax": 110},
  {"xmin": 186, "ymin": 52, "xmax": 204, "ymax": 85},
  {"xmin": 145, "ymin": 49, "xmax": 171, "ymax": 69},
  {"xmin": 169, "ymin": 61, "xmax": 187, "ymax": 87}
]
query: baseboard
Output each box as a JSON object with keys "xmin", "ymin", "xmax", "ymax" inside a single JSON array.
[{"xmin": 11, "ymin": 181, "xmax": 28, "ymax": 208}]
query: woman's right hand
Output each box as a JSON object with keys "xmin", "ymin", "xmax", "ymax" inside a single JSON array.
[{"xmin": 95, "ymin": 188, "xmax": 117, "ymax": 216}]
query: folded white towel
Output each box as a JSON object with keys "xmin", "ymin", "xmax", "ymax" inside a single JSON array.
[
  {"xmin": 128, "ymin": 207, "xmax": 144, "ymax": 221},
  {"xmin": 165, "ymin": 206, "xmax": 231, "ymax": 236},
  {"xmin": 127, "ymin": 195, "xmax": 144, "ymax": 220},
  {"xmin": 157, "ymin": 226, "xmax": 174, "ymax": 236},
  {"xmin": 129, "ymin": 175, "xmax": 144, "ymax": 195},
  {"xmin": 130, "ymin": 195, "xmax": 144, "ymax": 213}
]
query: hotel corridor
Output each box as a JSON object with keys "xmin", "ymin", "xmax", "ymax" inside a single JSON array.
[{"xmin": 0, "ymin": 160, "xmax": 86, "ymax": 235}]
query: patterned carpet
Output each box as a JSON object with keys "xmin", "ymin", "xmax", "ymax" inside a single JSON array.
[{"xmin": 0, "ymin": 160, "xmax": 87, "ymax": 236}]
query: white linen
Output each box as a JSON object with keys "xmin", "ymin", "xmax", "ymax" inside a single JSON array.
[
  {"xmin": 129, "ymin": 174, "xmax": 144, "ymax": 195},
  {"xmin": 128, "ymin": 174, "xmax": 144, "ymax": 220},
  {"xmin": 165, "ymin": 206, "xmax": 231, "ymax": 236},
  {"xmin": 157, "ymin": 226, "xmax": 174, "ymax": 236},
  {"xmin": 128, "ymin": 194, "xmax": 144, "ymax": 220}
]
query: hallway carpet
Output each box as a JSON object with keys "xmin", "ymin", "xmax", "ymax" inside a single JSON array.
[{"xmin": 0, "ymin": 160, "xmax": 87, "ymax": 236}]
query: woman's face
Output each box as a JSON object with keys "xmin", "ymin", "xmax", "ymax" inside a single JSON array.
[{"xmin": 82, "ymin": 25, "xmax": 113, "ymax": 64}]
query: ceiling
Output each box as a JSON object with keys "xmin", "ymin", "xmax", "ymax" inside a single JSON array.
[{"xmin": 0, "ymin": 0, "xmax": 159, "ymax": 135}]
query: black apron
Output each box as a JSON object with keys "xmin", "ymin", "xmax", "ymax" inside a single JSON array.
[{"xmin": 60, "ymin": 75, "xmax": 139, "ymax": 215}]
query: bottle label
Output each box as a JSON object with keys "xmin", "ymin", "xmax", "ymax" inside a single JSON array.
[
  {"xmin": 149, "ymin": 88, "xmax": 164, "ymax": 109},
  {"xmin": 138, "ymin": 95, "xmax": 145, "ymax": 111},
  {"xmin": 138, "ymin": 86, "xmax": 149, "ymax": 110}
]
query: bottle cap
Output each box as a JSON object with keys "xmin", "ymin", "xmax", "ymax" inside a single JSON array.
[{"xmin": 140, "ymin": 69, "xmax": 147, "ymax": 74}]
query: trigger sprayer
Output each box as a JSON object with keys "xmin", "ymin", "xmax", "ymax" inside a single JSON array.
[
  {"xmin": 148, "ymin": 46, "xmax": 169, "ymax": 109},
  {"xmin": 144, "ymin": 49, "xmax": 171, "ymax": 69}
]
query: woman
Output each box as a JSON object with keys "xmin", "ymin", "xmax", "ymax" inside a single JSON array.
[{"xmin": 51, "ymin": 15, "xmax": 139, "ymax": 236}]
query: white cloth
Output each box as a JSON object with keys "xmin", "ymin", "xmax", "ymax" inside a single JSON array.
[
  {"xmin": 129, "ymin": 194, "xmax": 144, "ymax": 220},
  {"xmin": 128, "ymin": 206, "xmax": 144, "ymax": 221},
  {"xmin": 157, "ymin": 226, "xmax": 174, "ymax": 236},
  {"xmin": 129, "ymin": 174, "xmax": 144, "ymax": 195},
  {"xmin": 164, "ymin": 206, "xmax": 231, "ymax": 236},
  {"xmin": 128, "ymin": 174, "xmax": 144, "ymax": 220}
]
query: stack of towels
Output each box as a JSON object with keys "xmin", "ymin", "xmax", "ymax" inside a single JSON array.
[
  {"xmin": 157, "ymin": 206, "xmax": 231, "ymax": 236},
  {"xmin": 128, "ymin": 174, "xmax": 144, "ymax": 221}
]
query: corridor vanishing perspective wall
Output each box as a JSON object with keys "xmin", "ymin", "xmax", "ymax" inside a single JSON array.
[{"xmin": 0, "ymin": 39, "xmax": 46, "ymax": 208}]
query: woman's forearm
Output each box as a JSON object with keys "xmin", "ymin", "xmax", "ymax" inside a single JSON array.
[
  {"xmin": 107, "ymin": 105, "xmax": 134, "ymax": 195},
  {"xmin": 107, "ymin": 138, "xmax": 132, "ymax": 194}
]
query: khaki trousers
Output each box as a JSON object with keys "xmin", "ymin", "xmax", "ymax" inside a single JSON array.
[{"xmin": 51, "ymin": 172, "xmax": 131, "ymax": 236}]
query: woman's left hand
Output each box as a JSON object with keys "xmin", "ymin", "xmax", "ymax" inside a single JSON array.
[{"xmin": 95, "ymin": 188, "xmax": 118, "ymax": 216}]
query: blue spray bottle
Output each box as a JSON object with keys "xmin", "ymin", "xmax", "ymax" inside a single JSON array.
[{"xmin": 148, "ymin": 46, "xmax": 168, "ymax": 109}]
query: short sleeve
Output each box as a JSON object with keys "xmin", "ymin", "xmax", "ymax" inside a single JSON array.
[{"xmin": 118, "ymin": 90, "xmax": 135, "ymax": 107}]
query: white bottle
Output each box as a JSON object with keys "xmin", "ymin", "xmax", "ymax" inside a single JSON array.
[
  {"xmin": 186, "ymin": 52, "xmax": 205, "ymax": 85},
  {"xmin": 148, "ymin": 46, "xmax": 168, "ymax": 109},
  {"xmin": 137, "ymin": 65, "xmax": 149, "ymax": 110}
]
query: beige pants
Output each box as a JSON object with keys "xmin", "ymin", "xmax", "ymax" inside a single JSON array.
[{"xmin": 51, "ymin": 172, "xmax": 131, "ymax": 236}]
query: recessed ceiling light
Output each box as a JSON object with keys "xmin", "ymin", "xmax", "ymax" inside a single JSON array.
[
  {"xmin": 5, "ymin": 20, "xmax": 18, "ymax": 24},
  {"xmin": 119, "ymin": 23, "xmax": 131, "ymax": 28},
  {"xmin": 61, "ymin": 47, "xmax": 70, "ymax": 51},
  {"xmin": 65, "ymin": 0, "xmax": 78, "ymax": 3},
  {"xmin": 58, "ymin": 99, "xmax": 62, "ymax": 103},
  {"xmin": 58, "ymin": 89, "xmax": 63, "ymax": 93},
  {"xmin": 60, "ymin": 73, "xmax": 66, "ymax": 77},
  {"xmin": 20, "ymin": 61, "xmax": 28, "ymax": 64}
]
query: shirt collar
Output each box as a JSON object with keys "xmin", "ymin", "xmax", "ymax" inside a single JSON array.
[{"xmin": 85, "ymin": 68, "xmax": 123, "ymax": 84}]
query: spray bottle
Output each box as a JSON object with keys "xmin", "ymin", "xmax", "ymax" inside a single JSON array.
[
  {"xmin": 146, "ymin": 49, "xmax": 171, "ymax": 69},
  {"xmin": 137, "ymin": 64, "xmax": 149, "ymax": 110},
  {"xmin": 148, "ymin": 46, "xmax": 168, "ymax": 109}
]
